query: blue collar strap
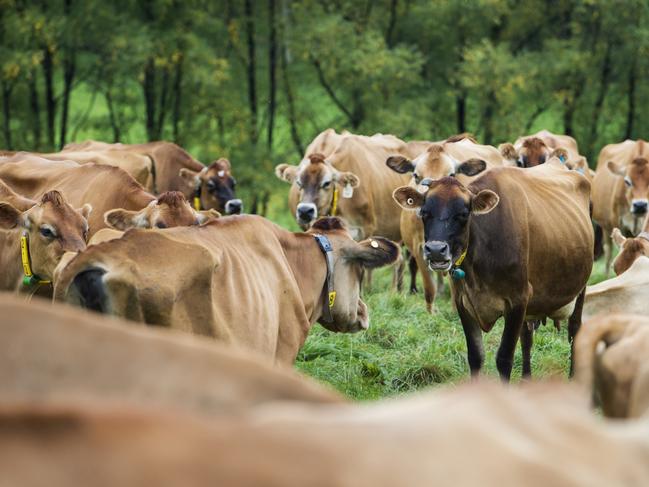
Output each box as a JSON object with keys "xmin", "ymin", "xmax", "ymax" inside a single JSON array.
[{"xmin": 313, "ymin": 234, "xmax": 336, "ymax": 323}]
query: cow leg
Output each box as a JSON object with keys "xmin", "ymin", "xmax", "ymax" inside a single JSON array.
[
  {"xmin": 413, "ymin": 248, "xmax": 436, "ymax": 313},
  {"xmin": 364, "ymin": 269, "xmax": 373, "ymax": 293},
  {"xmin": 496, "ymin": 304, "xmax": 526, "ymax": 382},
  {"xmin": 603, "ymin": 229, "xmax": 613, "ymax": 277},
  {"xmin": 436, "ymin": 272, "xmax": 445, "ymax": 296},
  {"xmin": 520, "ymin": 322, "xmax": 534, "ymax": 378},
  {"xmin": 393, "ymin": 250, "xmax": 406, "ymax": 292},
  {"xmin": 567, "ymin": 286, "xmax": 586, "ymax": 377},
  {"xmin": 457, "ymin": 302, "xmax": 484, "ymax": 376},
  {"xmin": 408, "ymin": 254, "xmax": 418, "ymax": 294}
]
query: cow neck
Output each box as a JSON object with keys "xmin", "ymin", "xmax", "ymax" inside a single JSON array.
[{"xmin": 638, "ymin": 232, "xmax": 649, "ymax": 243}]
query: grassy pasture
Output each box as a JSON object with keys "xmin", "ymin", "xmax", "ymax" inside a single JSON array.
[{"xmin": 262, "ymin": 194, "xmax": 610, "ymax": 401}]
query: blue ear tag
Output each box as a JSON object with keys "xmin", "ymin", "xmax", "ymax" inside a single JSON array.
[
  {"xmin": 451, "ymin": 268, "xmax": 465, "ymax": 280},
  {"xmin": 558, "ymin": 154, "xmax": 566, "ymax": 163}
]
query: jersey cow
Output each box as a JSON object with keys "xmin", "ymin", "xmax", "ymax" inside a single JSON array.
[
  {"xmin": 393, "ymin": 159, "xmax": 593, "ymax": 380},
  {"xmin": 0, "ymin": 187, "xmax": 90, "ymax": 292},
  {"xmin": 611, "ymin": 227, "xmax": 649, "ymax": 275},
  {"xmin": 54, "ymin": 216, "xmax": 399, "ymax": 364},
  {"xmin": 592, "ymin": 139, "xmax": 649, "ymax": 274},
  {"xmin": 386, "ymin": 135, "xmax": 505, "ymax": 312}
]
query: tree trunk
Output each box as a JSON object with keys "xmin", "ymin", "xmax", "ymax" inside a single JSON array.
[
  {"xmin": 624, "ymin": 55, "xmax": 637, "ymax": 140},
  {"xmin": 43, "ymin": 47, "xmax": 55, "ymax": 149},
  {"xmin": 456, "ymin": 92, "xmax": 466, "ymax": 134},
  {"xmin": 143, "ymin": 58, "xmax": 157, "ymax": 141},
  {"xmin": 29, "ymin": 74, "xmax": 41, "ymax": 149},
  {"xmin": 244, "ymin": 0, "xmax": 258, "ymax": 144},
  {"xmin": 281, "ymin": 41, "xmax": 303, "ymax": 156},
  {"xmin": 172, "ymin": 55, "xmax": 183, "ymax": 144},
  {"xmin": 267, "ymin": 0, "xmax": 277, "ymax": 149},
  {"xmin": 482, "ymin": 95, "xmax": 494, "ymax": 145},
  {"xmin": 155, "ymin": 67, "xmax": 170, "ymax": 140},
  {"xmin": 59, "ymin": 52, "xmax": 76, "ymax": 149},
  {"xmin": 1, "ymin": 81, "xmax": 12, "ymax": 150},
  {"xmin": 385, "ymin": 0, "xmax": 398, "ymax": 47},
  {"xmin": 585, "ymin": 43, "xmax": 612, "ymax": 161},
  {"xmin": 105, "ymin": 90, "xmax": 121, "ymax": 142}
]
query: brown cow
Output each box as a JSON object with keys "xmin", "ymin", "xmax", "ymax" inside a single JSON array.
[
  {"xmin": 386, "ymin": 135, "xmax": 505, "ymax": 312},
  {"xmin": 0, "ymin": 154, "xmax": 155, "ymax": 237},
  {"xmin": 178, "ymin": 158, "xmax": 242, "ymax": 214},
  {"xmin": 0, "ymin": 293, "xmax": 341, "ymax": 416},
  {"xmin": 592, "ymin": 139, "xmax": 649, "ymax": 274},
  {"xmin": 611, "ymin": 228, "xmax": 649, "ymax": 275},
  {"xmin": 104, "ymin": 191, "xmax": 220, "ymax": 230},
  {"xmin": 575, "ymin": 313, "xmax": 649, "ymax": 418},
  {"xmin": 54, "ymin": 216, "xmax": 400, "ymax": 364},
  {"xmin": 2, "ymin": 381, "xmax": 649, "ymax": 487},
  {"xmin": 393, "ymin": 159, "xmax": 593, "ymax": 379},
  {"xmin": 0, "ymin": 189, "xmax": 90, "ymax": 292}
]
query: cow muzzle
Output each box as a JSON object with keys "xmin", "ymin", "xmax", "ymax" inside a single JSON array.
[
  {"xmin": 225, "ymin": 199, "xmax": 243, "ymax": 215},
  {"xmin": 631, "ymin": 199, "xmax": 648, "ymax": 215},
  {"xmin": 423, "ymin": 241, "xmax": 452, "ymax": 271},
  {"xmin": 296, "ymin": 203, "xmax": 317, "ymax": 226}
]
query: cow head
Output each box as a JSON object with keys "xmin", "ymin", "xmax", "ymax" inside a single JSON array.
[
  {"xmin": 179, "ymin": 158, "xmax": 242, "ymax": 215},
  {"xmin": 392, "ymin": 160, "xmax": 498, "ymax": 271},
  {"xmin": 611, "ymin": 228, "xmax": 649, "ymax": 275},
  {"xmin": 104, "ymin": 191, "xmax": 220, "ymax": 230},
  {"xmin": 386, "ymin": 144, "xmax": 468, "ymax": 183},
  {"xmin": 517, "ymin": 137, "xmax": 551, "ymax": 167},
  {"xmin": 0, "ymin": 190, "xmax": 91, "ymax": 280},
  {"xmin": 608, "ymin": 157, "xmax": 649, "ymax": 218},
  {"xmin": 275, "ymin": 153, "xmax": 360, "ymax": 229},
  {"xmin": 307, "ymin": 217, "xmax": 399, "ymax": 332}
]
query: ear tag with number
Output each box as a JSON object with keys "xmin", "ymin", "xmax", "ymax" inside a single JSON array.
[
  {"xmin": 342, "ymin": 183, "xmax": 354, "ymax": 198},
  {"xmin": 217, "ymin": 170, "xmax": 225, "ymax": 177}
]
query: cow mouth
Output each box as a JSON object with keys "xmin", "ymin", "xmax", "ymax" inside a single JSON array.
[{"xmin": 427, "ymin": 259, "xmax": 452, "ymax": 272}]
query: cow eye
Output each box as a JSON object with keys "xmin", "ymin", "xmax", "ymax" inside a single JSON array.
[
  {"xmin": 322, "ymin": 181, "xmax": 331, "ymax": 189},
  {"xmin": 413, "ymin": 173, "xmax": 421, "ymax": 183},
  {"xmin": 155, "ymin": 222, "xmax": 167, "ymax": 229},
  {"xmin": 40, "ymin": 227, "xmax": 55, "ymax": 239},
  {"xmin": 624, "ymin": 177, "xmax": 632, "ymax": 187},
  {"xmin": 207, "ymin": 180, "xmax": 216, "ymax": 191}
]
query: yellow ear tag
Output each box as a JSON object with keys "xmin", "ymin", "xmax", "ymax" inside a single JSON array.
[
  {"xmin": 20, "ymin": 235, "xmax": 33, "ymax": 277},
  {"xmin": 328, "ymin": 291, "xmax": 336, "ymax": 308},
  {"xmin": 193, "ymin": 196, "xmax": 201, "ymax": 211}
]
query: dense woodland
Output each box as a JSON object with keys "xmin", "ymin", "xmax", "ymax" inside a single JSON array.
[{"xmin": 1, "ymin": 0, "xmax": 648, "ymax": 210}]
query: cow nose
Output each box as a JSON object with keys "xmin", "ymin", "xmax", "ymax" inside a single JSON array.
[
  {"xmin": 225, "ymin": 199, "xmax": 243, "ymax": 215},
  {"xmin": 296, "ymin": 204, "xmax": 317, "ymax": 222},
  {"xmin": 423, "ymin": 241, "xmax": 450, "ymax": 261},
  {"xmin": 632, "ymin": 200, "xmax": 648, "ymax": 214}
]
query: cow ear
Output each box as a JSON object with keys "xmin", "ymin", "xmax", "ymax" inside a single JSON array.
[
  {"xmin": 612, "ymin": 228, "xmax": 626, "ymax": 246},
  {"xmin": 104, "ymin": 209, "xmax": 141, "ymax": 230},
  {"xmin": 274, "ymin": 164, "xmax": 298, "ymax": 183},
  {"xmin": 393, "ymin": 187, "xmax": 424, "ymax": 210},
  {"xmin": 472, "ymin": 189, "xmax": 499, "ymax": 215},
  {"xmin": 334, "ymin": 171, "xmax": 360, "ymax": 188},
  {"xmin": 179, "ymin": 168, "xmax": 201, "ymax": 188},
  {"xmin": 456, "ymin": 158, "xmax": 487, "ymax": 177},
  {"xmin": 77, "ymin": 203, "xmax": 92, "ymax": 221},
  {"xmin": 607, "ymin": 161, "xmax": 626, "ymax": 177},
  {"xmin": 550, "ymin": 148, "xmax": 569, "ymax": 163},
  {"xmin": 197, "ymin": 209, "xmax": 220, "ymax": 224},
  {"xmin": 498, "ymin": 143, "xmax": 518, "ymax": 162},
  {"xmin": 386, "ymin": 156, "xmax": 415, "ymax": 174},
  {"xmin": 343, "ymin": 237, "xmax": 400, "ymax": 269},
  {"xmin": 0, "ymin": 202, "xmax": 22, "ymax": 229}
]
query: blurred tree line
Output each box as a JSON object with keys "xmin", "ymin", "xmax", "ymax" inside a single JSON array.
[{"xmin": 1, "ymin": 0, "xmax": 648, "ymax": 209}]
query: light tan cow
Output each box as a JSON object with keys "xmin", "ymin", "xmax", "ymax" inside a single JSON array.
[
  {"xmin": 592, "ymin": 139, "xmax": 649, "ymax": 274},
  {"xmin": 0, "ymin": 293, "xmax": 341, "ymax": 416},
  {"xmin": 386, "ymin": 135, "xmax": 505, "ymax": 312},
  {"xmin": 611, "ymin": 228, "xmax": 649, "ymax": 275},
  {"xmin": 2, "ymin": 381, "xmax": 649, "ymax": 487},
  {"xmin": 0, "ymin": 154, "xmax": 155, "ymax": 237},
  {"xmin": 54, "ymin": 216, "xmax": 400, "ymax": 364},
  {"xmin": 4, "ymin": 150, "xmax": 156, "ymax": 192},
  {"xmin": 575, "ymin": 313, "xmax": 649, "ymax": 418},
  {"xmin": 583, "ymin": 256, "xmax": 649, "ymax": 321},
  {"xmin": 0, "ymin": 188, "xmax": 90, "ymax": 292}
]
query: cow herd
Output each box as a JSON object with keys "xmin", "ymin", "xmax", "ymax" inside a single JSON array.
[{"xmin": 1, "ymin": 131, "xmax": 649, "ymax": 484}]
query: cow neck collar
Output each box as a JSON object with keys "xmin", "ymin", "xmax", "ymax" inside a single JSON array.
[
  {"xmin": 312, "ymin": 233, "xmax": 336, "ymax": 323},
  {"xmin": 20, "ymin": 231, "xmax": 51, "ymax": 287},
  {"xmin": 450, "ymin": 247, "xmax": 467, "ymax": 280}
]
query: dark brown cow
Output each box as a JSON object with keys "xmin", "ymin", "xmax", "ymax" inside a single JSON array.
[
  {"xmin": 54, "ymin": 216, "xmax": 400, "ymax": 364},
  {"xmin": 0, "ymin": 154, "xmax": 154, "ymax": 237},
  {"xmin": 179, "ymin": 158, "xmax": 242, "ymax": 215},
  {"xmin": 393, "ymin": 159, "xmax": 593, "ymax": 379}
]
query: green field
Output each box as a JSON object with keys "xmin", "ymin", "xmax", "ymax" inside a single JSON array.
[{"xmin": 260, "ymin": 193, "xmax": 610, "ymax": 400}]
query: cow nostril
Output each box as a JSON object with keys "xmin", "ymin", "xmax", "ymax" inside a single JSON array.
[{"xmin": 633, "ymin": 201, "xmax": 648, "ymax": 214}]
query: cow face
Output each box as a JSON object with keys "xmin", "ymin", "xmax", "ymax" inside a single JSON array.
[
  {"xmin": 0, "ymin": 190, "xmax": 91, "ymax": 280},
  {"xmin": 611, "ymin": 228, "xmax": 649, "ymax": 275},
  {"xmin": 308, "ymin": 218, "xmax": 399, "ymax": 332},
  {"xmin": 275, "ymin": 154, "xmax": 359, "ymax": 229},
  {"xmin": 517, "ymin": 137, "xmax": 550, "ymax": 167},
  {"xmin": 392, "ymin": 162, "xmax": 498, "ymax": 272},
  {"xmin": 386, "ymin": 144, "xmax": 460, "ymax": 183},
  {"xmin": 608, "ymin": 158, "xmax": 649, "ymax": 218},
  {"xmin": 104, "ymin": 191, "xmax": 220, "ymax": 230},
  {"xmin": 180, "ymin": 158, "xmax": 242, "ymax": 214}
]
